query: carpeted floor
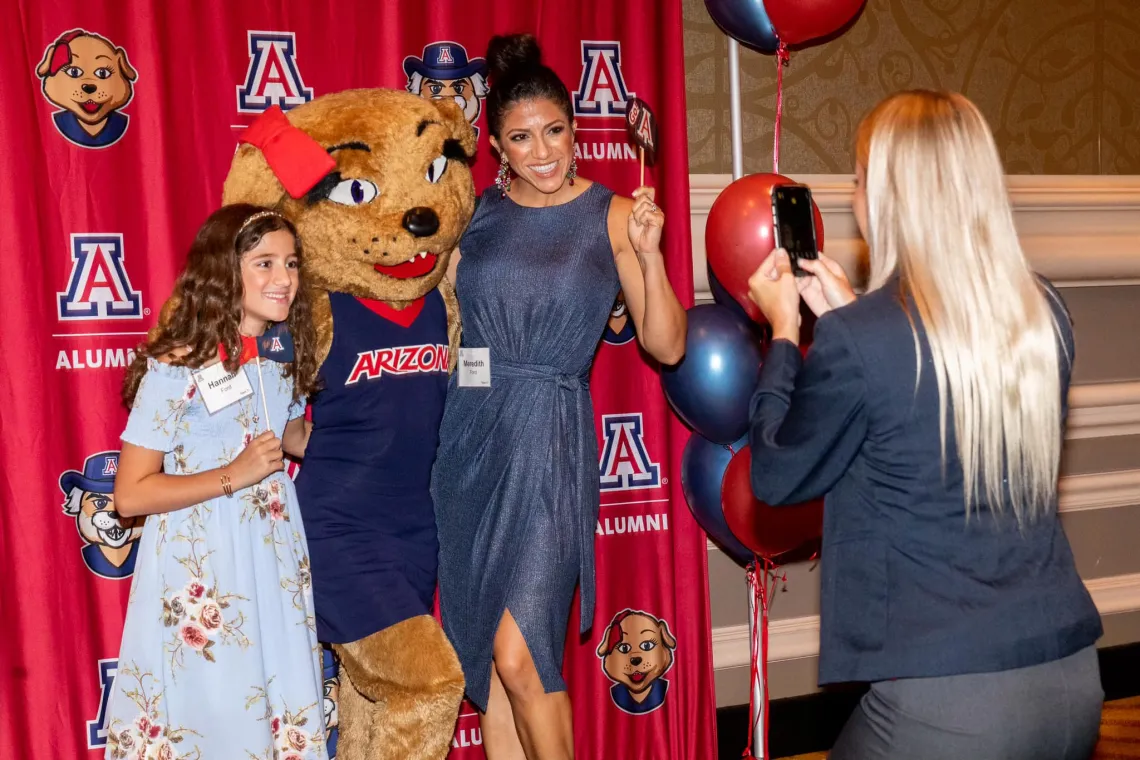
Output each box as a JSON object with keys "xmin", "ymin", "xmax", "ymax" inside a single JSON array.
[
  {"xmin": 1093, "ymin": 696, "xmax": 1140, "ymax": 760},
  {"xmin": 775, "ymin": 696, "xmax": 1140, "ymax": 760}
]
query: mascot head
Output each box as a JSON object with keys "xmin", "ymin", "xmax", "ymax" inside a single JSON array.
[{"xmin": 222, "ymin": 88, "xmax": 477, "ymax": 305}]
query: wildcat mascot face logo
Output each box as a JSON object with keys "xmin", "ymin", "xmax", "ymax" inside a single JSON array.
[
  {"xmin": 59, "ymin": 451, "xmax": 142, "ymax": 579},
  {"xmin": 403, "ymin": 42, "xmax": 489, "ymax": 137},
  {"xmin": 603, "ymin": 290, "xmax": 636, "ymax": 345},
  {"xmin": 322, "ymin": 646, "xmax": 340, "ymax": 757},
  {"xmin": 36, "ymin": 29, "xmax": 137, "ymax": 148},
  {"xmin": 597, "ymin": 609, "xmax": 677, "ymax": 715}
]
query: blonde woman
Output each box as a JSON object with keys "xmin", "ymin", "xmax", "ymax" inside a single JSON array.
[{"xmin": 746, "ymin": 90, "xmax": 1103, "ymax": 760}]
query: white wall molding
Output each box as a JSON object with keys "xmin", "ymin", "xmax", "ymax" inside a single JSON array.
[
  {"xmin": 712, "ymin": 572, "xmax": 1140, "ymax": 670},
  {"xmin": 691, "ymin": 174, "xmax": 1140, "ymax": 213},
  {"xmin": 1089, "ymin": 573, "xmax": 1140, "ymax": 615},
  {"xmin": 1057, "ymin": 468, "xmax": 1140, "ymax": 513},
  {"xmin": 1067, "ymin": 382, "xmax": 1140, "ymax": 440},
  {"xmin": 708, "ymin": 464, "xmax": 1140, "ymax": 551},
  {"xmin": 711, "ymin": 615, "xmax": 821, "ymax": 670},
  {"xmin": 688, "ymin": 173, "xmax": 1140, "ymax": 298}
]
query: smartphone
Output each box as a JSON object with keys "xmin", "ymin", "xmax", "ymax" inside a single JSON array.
[{"xmin": 771, "ymin": 184, "xmax": 820, "ymax": 276}]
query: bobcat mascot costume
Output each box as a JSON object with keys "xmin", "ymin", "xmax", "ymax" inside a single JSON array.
[{"xmin": 222, "ymin": 89, "xmax": 475, "ymax": 760}]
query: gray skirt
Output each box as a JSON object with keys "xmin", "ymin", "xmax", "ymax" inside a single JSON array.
[{"xmin": 829, "ymin": 646, "xmax": 1103, "ymax": 760}]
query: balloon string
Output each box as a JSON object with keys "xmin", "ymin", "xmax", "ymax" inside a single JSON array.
[
  {"xmin": 744, "ymin": 562, "xmax": 759, "ymax": 759},
  {"xmin": 773, "ymin": 43, "xmax": 790, "ymax": 175},
  {"xmin": 762, "ymin": 558, "xmax": 773, "ymax": 760},
  {"xmin": 743, "ymin": 558, "xmax": 776, "ymax": 760}
]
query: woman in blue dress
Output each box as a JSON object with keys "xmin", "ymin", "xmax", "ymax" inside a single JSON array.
[
  {"xmin": 106, "ymin": 205, "xmax": 326, "ymax": 760},
  {"xmin": 431, "ymin": 34, "xmax": 687, "ymax": 760}
]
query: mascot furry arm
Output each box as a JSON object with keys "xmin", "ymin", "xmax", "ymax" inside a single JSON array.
[{"xmin": 219, "ymin": 89, "xmax": 478, "ymax": 760}]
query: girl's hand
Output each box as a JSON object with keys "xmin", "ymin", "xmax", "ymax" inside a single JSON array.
[{"xmin": 227, "ymin": 430, "xmax": 284, "ymax": 489}]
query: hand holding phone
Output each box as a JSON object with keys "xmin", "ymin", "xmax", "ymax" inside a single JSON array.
[
  {"xmin": 795, "ymin": 255, "xmax": 857, "ymax": 317},
  {"xmin": 771, "ymin": 184, "xmax": 819, "ymax": 277}
]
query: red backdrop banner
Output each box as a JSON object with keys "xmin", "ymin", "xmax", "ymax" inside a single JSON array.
[{"xmin": 0, "ymin": 2, "xmax": 715, "ymax": 758}]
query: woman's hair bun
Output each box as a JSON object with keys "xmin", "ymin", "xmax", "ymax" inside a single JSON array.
[
  {"xmin": 486, "ymin": 33, "xmax": 543, "ymax": 80},
  {"xmin": 483, "ymin": 33, "xmax": 572, "ymax": 138}
]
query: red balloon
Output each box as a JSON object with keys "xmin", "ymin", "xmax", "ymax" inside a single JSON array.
[
  {"xmin": 764, "ymin": 0, "xmax": 866, "ymax": 46},
  {"xmin": 705, "ymin": 173, "xmax": 825, "ymax": 324},
  {"xmin": 721, "ymin": 445, "xmax": 823, "ymax": 560}
]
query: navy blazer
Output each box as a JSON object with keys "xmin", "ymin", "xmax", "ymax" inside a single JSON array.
[{"xmin": 749, "ymin": 276, "xmax": 1102, "ymax": 685}]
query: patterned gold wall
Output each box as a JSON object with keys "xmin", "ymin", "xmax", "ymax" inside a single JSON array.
[{"xmin": 683, "ymin": 0, "xmax": 1140, "ymax": 175}]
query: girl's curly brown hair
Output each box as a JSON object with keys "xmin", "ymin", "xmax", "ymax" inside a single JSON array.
[{"xmin": 121, "ymin": 204, "xmax": 320, "ymax": 408}]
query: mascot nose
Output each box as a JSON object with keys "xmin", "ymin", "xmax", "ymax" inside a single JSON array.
[
  {"xmin": 93, "ymin": 511, "xmax": 118, "ymax": 527},
  {"xmin": 402, "ymin": 207, "xmax": 440, "ymax": 238},
  {"xmin": 82, "ymin": 83, "xmax": 98, "ymax": 94},
  {"xmin": 630, "ymin": 656, "xmax": 643, "ymax": 666}
]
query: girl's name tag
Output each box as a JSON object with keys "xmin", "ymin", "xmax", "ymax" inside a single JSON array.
[{"xmin": 192, "ymin": 362, "xmax": 254, "ymax": 414}]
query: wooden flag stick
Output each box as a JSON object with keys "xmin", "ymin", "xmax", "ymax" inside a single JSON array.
[
  {"xmin": 256, "ymin": 358, "xmax": 272, "ymax": 433},
  {"xmin": 640, "ymin": 146, "xmax": 645, "ymax": 188}
]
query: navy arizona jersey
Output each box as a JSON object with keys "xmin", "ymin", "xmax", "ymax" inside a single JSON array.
[{"xmin": 295, "ymin": 289, "xmax": 450, "ymax": 643}]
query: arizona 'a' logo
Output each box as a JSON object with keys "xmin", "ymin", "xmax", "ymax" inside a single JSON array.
[
  {"xmin": 237, "ymin": 31, "xmax": 314, "ymax": 113},
  {"xmin": 86, "ymin": 658, "xmax": 117, "ymax": 748},
  {"xmin": 57, "ymin": 234, "xmax": 143, "ymax": 321},
  {"xmin": 599, "ymin": 413, "xmax": 661, "ymax": 491},
  {"xmin": 574, "ymin": 42, "xmax": 636, "ymax": 118}
]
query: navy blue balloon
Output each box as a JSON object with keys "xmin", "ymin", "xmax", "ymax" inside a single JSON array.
[
  {"xmin": 662, "ymin": 304, "xmax": 762, "ymax": 444},
  {"xmin": 704, "ymin": 0, "xmax": 781, "ymax": 54},
  {"xmin": 682, "ymin": 433, "xmax": 753, "ymax": 565}
]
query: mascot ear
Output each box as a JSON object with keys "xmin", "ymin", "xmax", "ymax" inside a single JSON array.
[
  {"xmin": 222, "ymin": 145, "xmax": 287, "ymax": 208},
  {"xmin": 223, "ymin": 105, "xmax": 337, "ymax": 206},
  {"xmin": 659, "ymin": 619, "xmax": 678, "ymax": 650},
  {"xmin": 431, "ymin": 97, "xmax": 478, "ymax": 159}
]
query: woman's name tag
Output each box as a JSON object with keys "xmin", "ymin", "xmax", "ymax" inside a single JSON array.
[
  {"xmin": 192, "ymin": 362, "xmax": 254, "ymax": 414},
  {"xmin": 457, "ymin": 348, "xmax": 491, "ymax": 388}
]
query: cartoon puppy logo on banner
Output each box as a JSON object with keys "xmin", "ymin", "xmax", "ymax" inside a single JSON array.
[
  {"xmin": 403, "ymin": 42, "xmax": 489, "ymax": 137},
  {"xmin": 36, "ymin": 29, "xmax": 137, "ymax": 148},
  {"xmin": 597, "ymin": 608, "xmax": 678, "ymax": 715},
  {"xmin": 59, "ymin": 451, "xmax": 142, "ymax": 579}
]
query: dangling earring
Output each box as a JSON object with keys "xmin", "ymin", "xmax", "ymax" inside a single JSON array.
[
  {"xmin": 495, "ymin": 153, "xmax": 512, "ymax": 197},
  {"xmin": 566, "ymin": 155, "xmax": 578, "ymax": 186}
]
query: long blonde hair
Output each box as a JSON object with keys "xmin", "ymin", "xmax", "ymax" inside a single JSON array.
[{"xmin": 855, "ymin": 90, "xmax": 1064, "ymax": 525}]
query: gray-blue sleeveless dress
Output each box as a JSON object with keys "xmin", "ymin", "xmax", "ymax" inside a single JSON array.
[{"xmin": 430, "ymin": 183, "xmax": 621, "ymax": 710}]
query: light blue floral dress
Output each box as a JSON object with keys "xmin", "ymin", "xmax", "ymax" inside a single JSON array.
[{"xmin": 104, "ymin": 358, "xmax": 327, "ymax": 760}]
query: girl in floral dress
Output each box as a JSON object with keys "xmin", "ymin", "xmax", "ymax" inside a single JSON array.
[{"xmin": 105, "ymin": 205, "xmax": 326, "ymax": 760}]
